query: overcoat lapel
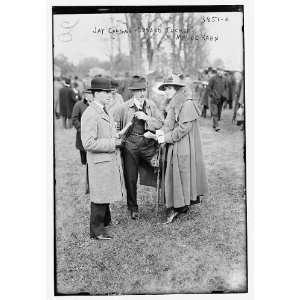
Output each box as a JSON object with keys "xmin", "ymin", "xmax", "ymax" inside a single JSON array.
[{"xmin": 90, "ymin": 102, "xmax": 110, "ymax": 123}]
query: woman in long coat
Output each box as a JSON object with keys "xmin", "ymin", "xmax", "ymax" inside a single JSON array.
[
  {"xmin": 81, "ymin": 77, "xmax": 124, "ymax": 240},
  {"xmin": 145, "ymin": 75, "xmax": 208, "ymax": 223}
]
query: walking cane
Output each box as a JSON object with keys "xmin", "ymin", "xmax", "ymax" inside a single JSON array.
[{"xmin": 156, "ymin": 145, "xmax": 162, "ymax": 219}]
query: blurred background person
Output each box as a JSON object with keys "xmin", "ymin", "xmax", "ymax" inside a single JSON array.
[
  {"xmin": 232, "ymin": 73, "xmax": 244, "ymax": 130},
  {"xmin": 206, "ymin": 67, "xmax": 228, "ymax": 131},
  {"xmin": 59, "ymin": 78, "xmax": 78, "ymax": 129},
  {"xmin": 73, "ymin": 75, "xmax": 85, "ymax": 94},
  {"xmin": 222, "ymin": 71, "xmax": 234, "ymax": 110},
  {"xmin": 72, "ymin": 90, "xmax": 93, "ymax": 194},
  {"xmin": 72, "ymin": 90, "xmax": 90, "ymax": 165},
  {"xmin": 107, "ymin": 79, "xmax": 124, "ymax": 116},
  {"xmin": 72, "ymin": 81, "xmax": 82, "ymax": 102},
  {"xmin": 54, "ymin": 77, "xmax": 63, "ymax": 119}
]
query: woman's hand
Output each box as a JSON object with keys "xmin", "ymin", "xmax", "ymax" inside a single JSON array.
[
  {"xmin": 143, "ymin": 131, "xmax": 157, "ymax": 140},
  {"xmin": 155, "ymin": 129, "xmax": 165, "ymax": 144}
]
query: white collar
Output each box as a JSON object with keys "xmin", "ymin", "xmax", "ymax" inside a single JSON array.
[
  {"xmin": 133, "ymin": 98, "xmax": 143, "ymax": 110},
  {"xmin": 94, "ymin": 101, "xmax": 104, "ymax": 110}
]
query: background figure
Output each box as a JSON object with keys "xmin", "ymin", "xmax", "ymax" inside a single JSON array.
[
  {"xmin": 73, "ymin": 75, "xmax": 85, "ymax": 94},
  {"xmin": 72, "ymin": 91, "xmax": 90, "ymax": 165},
  {"xmin": 232, "ymin": 79, "xmax": 245, "ymax": 130},
  {"xmin": 222, "ymin": 71, "xmax": 234, "ymax": 110},
  {"xmin": 107, "ymin": 79, "xmax": 124, "ymax": 116},
  {"xmin": 199, "ymin": 70, "xmax": 210, "ymax": 118},
  {"xmin": 72, "ymin": 91, "xmax": 91, "ymax": 194},
  {"xmin": 206, "ymin": 67, "xmax": 228, "ymax": 131},
  {"xmin": 72, "ymin": 82, "xmax": 82, "ymax": 103},
  {"xmin": 54, "ymin": 77, "xmax": 63, "ymax": 119},
  {"xmin": 59, "ymin": 78, "xmax": 78, "ymax": 129}
]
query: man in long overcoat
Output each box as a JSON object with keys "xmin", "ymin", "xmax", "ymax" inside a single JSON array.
[
  {"xmin": 81, "ymin": 77, "xmax": 123, "ymax": 240},
  {"xmin": 113, "ymin": 76, "xmax": 163, "ymax": 219},
  {"xmin": 206, "ymin": 67, "xmax": 228, "ymax": 131}
]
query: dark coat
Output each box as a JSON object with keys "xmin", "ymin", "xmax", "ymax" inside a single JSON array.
[
  {"xmin": 207, "ymin": 74, "xmax": 228, "ymax": 104},
  {"xmin": 59, "ymin": 86, "xmax": 77, "ymax": 118},
  {"xmin": 72, "ymin": 100, "xmax": 89, "ymax": 151}
]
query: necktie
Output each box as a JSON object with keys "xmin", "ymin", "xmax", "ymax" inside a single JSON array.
[{"xmin": 103, "ymin": 106, "xmax": 108, "ymax": 115}]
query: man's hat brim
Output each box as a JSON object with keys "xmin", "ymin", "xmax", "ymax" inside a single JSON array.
[
  {"xmin": 87, "ymin": 87, "xmax": 114, "ymax": 92},
  {"xmin": 158, "ymin": 82, "xmax": 185, "ymax": 91},
  {"xmin": 128, "ymin": 86, "xmax": 147, "ymax": 90}
]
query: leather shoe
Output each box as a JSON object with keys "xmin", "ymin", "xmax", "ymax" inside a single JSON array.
[
  {"xmin": 95, "ymin": 233, "xmax": 113, "ymax": 240},
  {"xmin": 162, "ymin": 210, "xmax": 179, "ymax": 225},
  {"xmin": 131, "ymin": 211, "xmax": 139, "ymax": 220}
]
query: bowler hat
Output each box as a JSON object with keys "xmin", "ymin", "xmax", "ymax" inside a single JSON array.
[
  {"xmin": 111, "ymin": 79, "xmax": 119, "ymax": 88},
  {"xmin": 64, "ymin": 78, "xmax": 71, "ymax": 85},
  {"xmin": 128, "ymin": 76, "xmax": 147, "ymax": 90},
  {"xmin": 158, "ymin": 74, "xmax": 185, "ymax": 91},
  {"xmin": 87, "ymin": 76, "xmax": 114, "ymax": 91}
]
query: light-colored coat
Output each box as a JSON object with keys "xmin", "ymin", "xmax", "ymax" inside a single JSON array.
[
  {"xmin": 161, "ymin": 89, "xmax": 208, "ymax": 208},
  {"xmin": 81, "ymin": 102, "xmax": 125, "ymax": 204}
]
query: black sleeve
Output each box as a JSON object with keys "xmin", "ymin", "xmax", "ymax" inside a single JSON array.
[{"xmin": 72, "ymin": 103, "xmax": 81, "ymax": 131}]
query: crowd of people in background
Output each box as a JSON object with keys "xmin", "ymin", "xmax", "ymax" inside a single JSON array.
[
  {"xmin": 54, "ymin": 67, "xmax": 244, "ymax": 133},
  {"xmin": 54, "ymin": 67, "xmax": 244, "ymax": 240}
]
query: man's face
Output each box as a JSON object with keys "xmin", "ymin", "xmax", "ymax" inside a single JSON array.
[
  {"xmin": 217, "ymin": 69, "xmax": 223, "ymax": 77},
  {"xmin": 164, "ymin": 85, "xmax": 176, "ymax": 99},
  {"xmin": 133, "ymin": 89, "xmax": 146, "ymax": 104},
  {"xmin": 94, "ymin": 90, "xmax": 112, "ymax": 106}
]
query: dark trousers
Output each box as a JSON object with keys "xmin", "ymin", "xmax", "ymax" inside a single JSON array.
[
  {"xmin": 61, "ymin": 116, "xmax": 72, "ymax": 129},
  {"xmin": 211, "ymin": 96, "xmax": 225, "ymax": 128},
  {"xmin": 123, "ymin": 136, "xmax": 158, "ymax": 212},
  {"xmin": 201, "ymin": 105, "xmax": 208, "ymax": 118},
  {"xmin": 90, "ymin": 202, "xmax": 111, "ymax": 237},
  {"xmin": 79, "ymin": 150, "xmax": 87, "ymax": 165}
]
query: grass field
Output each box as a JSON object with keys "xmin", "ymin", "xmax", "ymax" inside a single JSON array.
[{"xmin": 54, "ymin": 108, "xmax": 247, "ymax": 295}]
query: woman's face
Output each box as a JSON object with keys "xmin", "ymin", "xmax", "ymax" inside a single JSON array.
[{"xmin": 164, "ymin": 85, "xmax": 176, "ymax": 99}]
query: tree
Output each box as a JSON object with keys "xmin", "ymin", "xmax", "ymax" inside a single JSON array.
[
  {"xmin": 54, "ymin": 54, "xmax": 75, "ymax": 77},
  {"xmin": 212, "ymin": 58, "xmax": 225, "ymax": 69},
  {"xmin": 125, "ymin": 13, "xmax": 143, "ymax": 74},
  {"xmin": 76, "ymin": 57, "xmax": 103, "ymax": 77}
]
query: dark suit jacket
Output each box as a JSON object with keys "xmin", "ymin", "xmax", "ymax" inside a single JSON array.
[
  {"xmin": 59, "ymin": 86, "xmax": 77, "ymax": 118},
  {"xmin": 72, "ymin": 100, "xmax": 88, "ymax": 150}
]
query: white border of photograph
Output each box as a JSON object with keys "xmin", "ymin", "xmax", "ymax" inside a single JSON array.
[{"xmin": 47, "ymin": 1, "xmax": 253, "ymax": 299}]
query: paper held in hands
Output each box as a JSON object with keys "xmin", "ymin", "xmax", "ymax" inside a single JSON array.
[{"xmin": 156, "ymin": 130, "xmax": 165, "ymax": 144}]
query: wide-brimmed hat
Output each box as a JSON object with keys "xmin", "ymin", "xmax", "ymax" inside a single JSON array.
[
  {"xmin": 128, "ymin": 76, "xmax": 147, "ymax": 90},
  {"xmin": 158, "ymin": 74, "xmax": 185, "ymax": 91},
  {"xmin": 87, "ymin": 76, "xmax": 114, "ymax": 91}
]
